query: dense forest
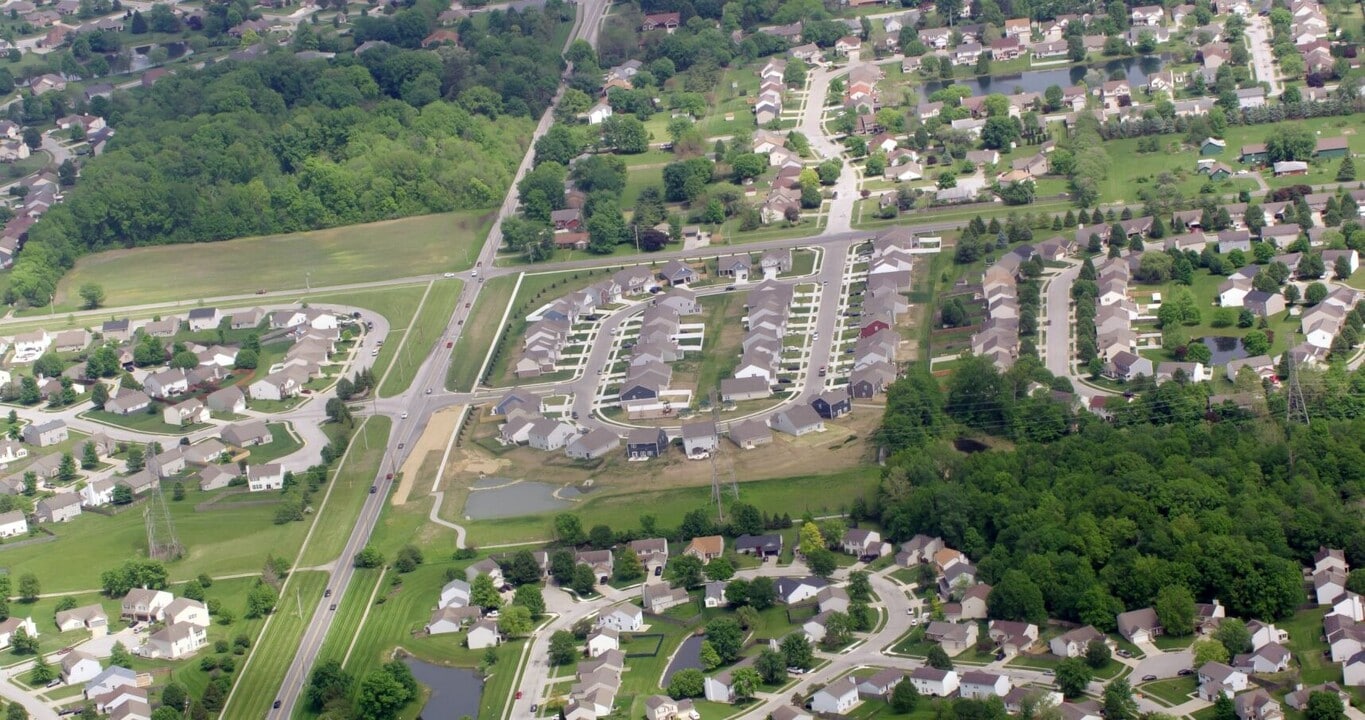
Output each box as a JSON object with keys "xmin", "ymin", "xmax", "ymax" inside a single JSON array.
[
  {"xmin": 870, "ymin": 357, "xmax": 1365, "ymax": 626},
  {"xmin": 7, "ymin": 0, "xmax": 573, "ymax": 306}
]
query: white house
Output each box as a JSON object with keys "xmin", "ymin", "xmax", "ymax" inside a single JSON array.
[
  {"xmin": 142, "ymin": 622, "xmax": 206, "ymax": 660},
  {"xmin": 60, "ymin": 651, "xmax": 102, "ymax": 685},
  {"xmin": 121, "ymin": 589, "xmax": 173, "ymax": 622},
  {"xmin": 599, "ymin": 604, "xmax": 643, "ymax": 632},
  {"xmin": 1196, "ymin": 662, "xmax": 1248, "ymax": 700},
  {"xmin": 587, "ymin": 101, "xmax": 613, "ymax": 124},
  {"xmin": 587, "ymin": 628, "xmax": 619, "ymax": 657},
  {"xmin": 0, "ymin": 617, "xmax": 37, "ymax": 648},
  {"xmin": 466, "ymin": 619, "xmax": 500, "ymax": 649},
  {"xmin": 1050, "ymin": 626, "xmax": 1106, "ymax": 658},
  {"xmin": 909, "ymin": 667, "xmax": 960, "ymax": 697},
  {"xmin": 959, "ymin": 671, "xmax": 1011, "ymax": 699},
  {"xmin": 811, "ymin": 676, "xmax": 860, "ymax": 714},
  {"xmin": 246, "ymin": 464, "xmax": 284, "ymax": 492},
  {"xmin": 0, "ymin": 510, "xmax": 27, "ymax": 538},
  {"xmin": 164, "ymin": 598, "xmax": 210, "ymax": 628},
  {"xmin": 439, "ymin": 579, "xmax": 471, "ymax": 609}
]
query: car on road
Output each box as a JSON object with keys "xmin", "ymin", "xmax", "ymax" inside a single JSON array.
[
  {"xmin": 531, "ymin": 705, "xmax": 538, "ymax": 713},
  {"xmin": 256, "ymin": 289, "xmax": 267, "ymax": 295},
  {"xmin": 1116, "ymin": 649, "xmax": 1131, "ymax": 658},
  {"xmin": 515, "ymin": 691, "xmax": 523, "ymax": 699},
  {"xmin": 425, "ymin": 388, "xmax": 432, "ymax": 395},
  {"xmin": 443, "ymin": 272, "xmax": 455, "ymax": 278},
  {"xmin": 571, "ymin": 411, "xmax": 579, "ymax": 419},
  {"xmin": 372, "ymin": 349, "xmax": 379, "ymax": 356},
  {"xmin": 725, "ymin": 285, "xmax": 736, "ymax": 291},
  {"xmin": 273, "ymin": 700, "xmax": 282, "ymax": 709},
  {"xmin": 370, "ymin": 486, "xmax": 377, "ymax": 494},
  {"xmin": 1177, "ymin": 669, "xmax": 1193, "ymax": 676},
  {"xmin": 401, "ymin": 411, "xmax": 408, "ymax": 419},
  {"xmin": 1142, "ymin": 675, "xmax": 1158, "ymax": 682},
  {"xmin": 446, "ymin": 341, "xmax": 453, "ymax": 348},
  {"xmin": 818, "ymin": 366, "xmax": 827, "ymax": 377},
  {"xmin": 324, "ymin": 589, "xmax": 332, "ymax": 597},
  {"xmin": 398, "ymin": 442, "xmax": 405, "ymax": 449},
  {"xmin": 386, "ymin": 473, "xmax": 393, "ymax": 480},
  {"xmin": 330, "ymin": 604, "xmax": 337, "ymax": 611}
]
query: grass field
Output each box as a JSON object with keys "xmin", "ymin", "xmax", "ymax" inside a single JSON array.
[
  {"xmin": 238, "ymin": 423, "xmax": 305, "ymax": 465},
  {"xmin": 1140, "ymin": 676, "xmax": 1197, "ymax": 706},
  {"xmin": 49, "ymin": 211, "xmax": 491, "ymax": 312},
  {"xmin": 461, "ymin": 467, "xmax": 879, "ymax": 546},
  {"xmin": 296, "ymin": 418, "xmax": 391, "ymax": 568},
  {"xmin": 309, "ymin": 284, "xmax": 431, "ymax": 385},
  {"xmin": 688, "ymin": 293, "xmax": 743, "ymax": 405},
  {"xmin": 223, "ymin": 570, "xmax": 330, "ymax": 719},
  {"xmin": 447, "ymin": 274, "xmax": 518, "ymax": 391},
  {"xmin": 377, "ymin": 279, "xmax": 463, "ymax": 397},
  {"xmin": 1280, "ymin": 606, "xmax": 1337, "ymax": 685},
  {"xmin": 484, "ymin": 268, "xmax": 616, "ymax": 388}
]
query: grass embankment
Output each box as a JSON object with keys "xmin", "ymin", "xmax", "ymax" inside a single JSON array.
[
  {"xmin": 377, "ymin": 279, "xmax": 463, "ymax": 397},
  {"xmin": 447, "ymin": 274, "xmax": 518, "ymax": 392}
]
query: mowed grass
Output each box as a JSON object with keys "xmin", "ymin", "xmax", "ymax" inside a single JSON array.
[
  {"xmin": 298, "ymin": 417, "xmax": 392, "ymax": 568},
  {"xmin": 484, "ymin": 267, "xmax": 617, "ymax": 387},
  {"xmin": 462, "ymin": 466, "xmax": 879, "ymax": 546},
  {"xmin": 378, "ymin": 279, "xmax": 463, "ymax": 397},
  {"xmin": 50, "ymin": 211, "xmax": 492, "ymax": 311},
  {"xmin": 447, "ymin": 274, "xmax": 517, "ymax": 391},
  {"xmin": 223, "ymin": 570, "xmax": 330, "ymax": 719},
  {"xmin": 310, "ymin": 284, "xmax": 429, "ymax": 384},
  {"xmin": 312, "ymin": 567, "xmax": 383, "ymax": 668},
  {"xmin": 0, "ymin": 485, "xmax": 311, "ymax": 593}
]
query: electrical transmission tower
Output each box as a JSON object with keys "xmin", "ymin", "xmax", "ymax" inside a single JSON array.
[
  {"xmin": 1284, "ymin": 355, "xmax": 1310, "ymax": 473},
  {"xmin": 144, "ymin": 444, "xmax": 184, "ymax": 561},
  {"xmin": 708, "ymin": 392, "xmax": 739, "ymax": 525}
]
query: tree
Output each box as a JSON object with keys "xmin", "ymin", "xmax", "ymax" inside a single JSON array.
[
  {"xmin": 90, "ymin": 383, "xmax": 108, "ymax": 412},
  {"xmin": 1306, "ymin": 282, "xmax": 1328, "ymax": 305},
  {"xmin": 981, "ymin": 116, "xmax": 1021, "ymax": 150},
  {"xmin": 571, "ymin": 564, "xmax": 596, "ymax": 595},
  {"xmin": 109, "ymin": 642, "xmax": 133, "ymax": 668},
  {"xmin": 355, "ymin": 663, "xmax": 417, "ymax": 720},
  {"xmin": 1337, "ymin": 156, "xmax": 1356, "ymax": 182},
  {"xmin": 9, "ymin": 626, "xmax": 36, "ymax": 654},
  {"xmin": 353, "ymin": 546, "xmax": 383, "ymax": 568},
  {"xmin": 161, "ymin": 683, "xmax": 187, "ymax": 711},
  {"xmin": 470, "ymin": 574, "xmax": 502, "ymax": 611},
  {"xmin": 668, "ymin": 668, "xmax": 704, "ymax": 698},
  {"xmin": 1085, "ymin": 639, "xmax": 1111, "ymax": 669},
  {"xmin": 926, "ymin": 645, "xmax": 953, "ymax": 670},
  {"xmin": 512, "ymin": 585, "xmax": 545, "ymax": 617},
  {"xmin": 755, "ymin": 648, "xmax": 787, "ymax": 684},
  {"xmin": 1265, "ymin": 124, "xmax": 1316, "ymax": 162},
  {"xmin": 667, "ymin": 554, "xmax": 704, "ymax": 588},
  {"xmin": 705, "ymin": 618, "xmax": 744, "ymax": 663},
  {"xmin": 807, "ymin": 549, "xmax": 837, "ymax": 577},
  {"xmin": 1155, "ymin": 585, "xmax": 1196, "ymax": 636},
  {"xmin": 29, "ymin": 653, "xmax": 54, "ymax": 684},
  {"xmin": 245, "ymin": 580, "xmax": 277, "ymax": 618},
  {"xmin": 306, "ymin": 660, "xmax": 353, "ymax": 712},
  {"xmin": 848, "ymin": 571, "xmax": 872, "ymax": 602},
  {"xmin": 497, "ymin": 605, "xmax": 533, "ymax": 636},
  {"xmin": 554, "ymin": 514, "xmax": 586, "ymax": 545},
  {"xmin": 1055, "ymin": 657, "xmax": 1093, "ymax": 699},
  {"xmin": 704, "ymin": 557, "xmax": 734, "ymax": 582},
  {"xmin": 6, "ymin": 705, "xmax": 27, "ymax": 720},
  {"xmin": 781, "ymin": 633, "xmax": 815, "ymax": 669},
  {"xmin": 1305, "ymin": 691, "xmax": 1346, "ymax": 720},
  {"xmin": 1193, "ymin": 638, "xmax": 1229, "ymax": 666},
  {"xmin": 798, "ymin": 522, "xmax": 825, "ymax": 556},
  {"xmin": 892, "ymin": 679, "xmax": 920, "ymax": 713},
  {"xmin": 506, "ymin": 551, "xmax": 545, "ymax": 586},
  {"xmin": 988, "ymin": 570, "xmax": 1047, "ymax": 624},
  {"xmin": 78, "ymin": 283, "xmax": 105, "ymax": 310},
  {"xmin": 394, "ymin": 545, "xmax": 423, "ymax": 573},
  {"xmin": 58, "ymin": 452, "xmax": 76, "ymax": 482},
  {"xmin": 1213, "ymin": 693, "xmax": 1237, "ymax": 720},
  {"xmin": 548, "ymin": 630, "xmax": 577, "ymax": 665},
  {"xmin": 698, "ymin": 641, "xmax": 721, "ymax": 670},
  {"xmin": 730, "ymin": 667, "xmax": 761, "ymax": 702},
  {"xmin": 614, "ymin": 549, "xmax": 643, "ymax": 582},
  {"xmin": 1103, "ymin": 678, "xmax": 1139, "ymax": 720},
  {"xmin": 747, "ymin": 576, "xmax": 776, "ymax": 610},
  {"xmin": 17, "ymin": 574, "xmax": 38, "ymax": 603}
]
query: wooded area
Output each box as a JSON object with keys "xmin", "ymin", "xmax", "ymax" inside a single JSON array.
[
  {"xmin": 872, "ymin": 359, "xmax": 1365, "ymax": 627},
  {"xmin": 8, "ymin": 0, "xmax": 573, "ymax": 306}
]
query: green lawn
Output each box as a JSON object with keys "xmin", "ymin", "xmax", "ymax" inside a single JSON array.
[
  {"xmin": 690, "ymin": 293, "xmax": 743, "ymax": 404},
  {"xmin": 49, "ymin": 211, "xmax": 491, "ymax": 312},
  {"xmin": 623, "ymin": 165, "xmax": 665, "ymax": 208},
  {"xmin": 482, "ymin": 268, "xmax": 616, "ymax": 388},
  {"xmin": 461, "ymin": 466, "xmax": 879, "ymax": 546},
  {"xmin": 298, "ymin": 417, "xmax": 392, "ymax": 568},
  {"xmin": 1280, "ymin": 606, "xmax": 1338, "ymax": 685},
  {"xmin": 235, "ymin": 423, "xmax": 304, "ymax": 465},
  {"xmin": 1152, "ymin": 633, "xmax": 1195, "ymax": 651},
  {"xmin": 1139, "ymin": 676, "xmax": 1198, "ymax": 706},
  {"xmin": 81, "ymin": 408, "xmax": 206, "ymax": 435},
  {"xmin": 377, "ymin": 279, "xmax": 463, "ymax": 397},
  {"xmin": 312, "ymin": 567, "xmax": 383, "ymax": 667},
  {"xmin": 1132, "ymin": 266, "xmax": 1302, "ymax": 364},
  {"xmin": 308, "ymin": 284, "xmax": 430, "ymax": 387},
  {"xmin": 447, "ymin": 274, "xmax": 518, "ymax": 392},
  {"xmin": 221, "ymin": 570, "xmax": 330, "ymax": 719}
]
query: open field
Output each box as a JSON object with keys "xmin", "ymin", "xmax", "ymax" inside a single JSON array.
[
  {"xmin": 310, "ymin": 283, "xmax": 431, "ymax": 384},
  {"xmin": 454, "ymin": 466, "xmax": 879, "ymax": 546},
  {"xmin": 377, "ymin": 279, "xmax": 463, "ymax": 397},
  {"xmin": 447, "ymin": 274, "xmax": 518, "ymax": 392},
  {"xmin": 225, "ymin": 570, "xmax": 330, "ymax": 719},
  {"xmin": 48, "ymin": 211, "xmax": 491, "ymax": 312}
]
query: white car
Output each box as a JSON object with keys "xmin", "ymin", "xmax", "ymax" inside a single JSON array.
[
  {"xmin": 443, "ymin": 272, "xmax": 456, "ymax": 278},
  {"xmin": 401, "ymin": 412, "xmax": 409, "ymax": 419}
]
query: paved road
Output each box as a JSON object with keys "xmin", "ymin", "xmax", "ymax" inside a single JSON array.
[
  {"xmin": 1245, "ymin": 16, "xmax": 1281, "ymax": 96},
  {"xmin": 264, "ymin": 0, "xmax": 612, "ymax": 714}
]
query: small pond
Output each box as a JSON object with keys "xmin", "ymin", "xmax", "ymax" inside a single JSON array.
[
  {"xmin": 953, "ymin": 437, "xmax": 990, "ymax": 454},
  {"xmin": 1198, "ymin": 336, "xmax": 1251, "ymax": 365},
  {"xmin": 463, "ymin": 478, "xmax": 576, "ymax": 519},
  {"xmin": 405, "ymin": 659, "xmax": 482, "ymax": 720},
  {"xmin": 923, "ymin": 54, "xmax": 1170, "ymax": 97}
]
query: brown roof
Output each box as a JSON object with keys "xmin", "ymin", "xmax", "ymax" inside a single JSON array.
[{"xmin": 685, "ymin": 535, "xmax": 723, "ymax": 556}]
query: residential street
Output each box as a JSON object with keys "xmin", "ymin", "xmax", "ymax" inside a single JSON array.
[{"xmin": 1245, "ymin": 16, "xmax": 1282, "ymax": 96}]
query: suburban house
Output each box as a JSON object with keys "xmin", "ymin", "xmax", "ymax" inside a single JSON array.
[
  {"xmin": 121, "ymin": 589, "xmax": 173, "ymax": 623},
  {"xmin": 626, "ymin": 427, "xmax": 668, "ymax": 460},
  {"xmin": 1197, "ymin": 662, "xmax": 1248, "ymax": 700},
  {"xmin": 909, "ymin": 666, "xmax": 961, "ymax": 697},
  {"xmin": 55, "ymin": 604, "xmax": 108, "ymax": 636},
  {"xmin": 1117, "ymin": 607, "xmax": 1162, "ymax": 643},
  {"xmin": 642, "ymin": 584, "xmax": 690, "ymax": 614},
  {"xmin": 1051, "ymin": 626, "xmax": 1106, "ymax": 658},
  {"xmin": 565, "ymin": 429, "xmax": 620, "ymax": 460},
  {"xmin": 599, "ymin": 604, "xmax": 643, "ymax": 632},
  {"xmin": 142, "ymin": 622, "xmax": 206, "ymax": 660},
  {"xmin": 22, "ymin": 419, "xmax": 67, "ymax": 447},
  {"xmin": 246, "ymin": 464, "xmax": 284, "ymax": 492},
  {"xmin": 735, "ymin": 533, "xmax": 783, "ymax": 558},
  {"xmin": 222, "ymin": 421, "xmax": 272, "ymax": 448},
  {"xmin": 0, "ymin": 617, "xmax": 37, "ymax": 649},
  {"xmin": 811, "ymin": 676, "xmax": 860, "ymax": 714},
  {"xmin": 60, "ymin": 651, "xmax": 102, "ymax": 685},
  {"xmin": 0, "ymin": 510, "xmax": 27, "ymax": 538},
  {"xmin": 587, "ymin": 628, "xmax": 619, "ymax": 658},
  {"xmin": 960, "ymin": 670, "xmax": 1011, "ymax": 700},
  {"xmin": 683, "ymin": 535, "xmax": 724, "ymax": 563},
  {"xmin": 925, "ymin": 621, "xmax": 978, "ymax": 656},
  {"xmin": 35, "ymin": 493, "xmax": 82, "ymax": 523},
  {"xmin": 104, "ymin": 390, "xmax": 152, "ymax": 416},
  {"xmin": 841, "ymin": 528, "xmax": 889, "ymax": 559},
  {"xmin": 466, "ymin": 619, "xmax": 500, "ymax": 650},
  {"xmin": 775, "ymin": 576, "xmax": 827, "ymax": 605}
]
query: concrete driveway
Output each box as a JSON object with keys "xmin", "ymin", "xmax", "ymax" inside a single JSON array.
[{"xmin": 1132, "ymin": 648, "xmax": 1194, "ymax": 680}]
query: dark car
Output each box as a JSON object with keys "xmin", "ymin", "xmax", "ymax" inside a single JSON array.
[
  {"xmin": 273, "ymin": 700, "xmax": 282, "ymax": 709},
  {"xmin": 1142, "ymin": 674, "xmax": 1158, "ymax": 682},
  {"xmin": 324, "ymin": 589, "xmax": 332, "ymax": 597},
  {"xmin": 1178, "ymin": 669, "xmax": 1193, "ymax": 676},
  {"xmin": 370, "ymin": 486, "xmax": 377, "ymax": 494}
]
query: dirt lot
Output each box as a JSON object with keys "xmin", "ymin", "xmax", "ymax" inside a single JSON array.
[
  {"xmin": 438, "ymin": 405, "xmax": 882, "ymax": 519},
  {"xmin": 392, "ymin": 406, "xmax": 464, "ymax": 506}
]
